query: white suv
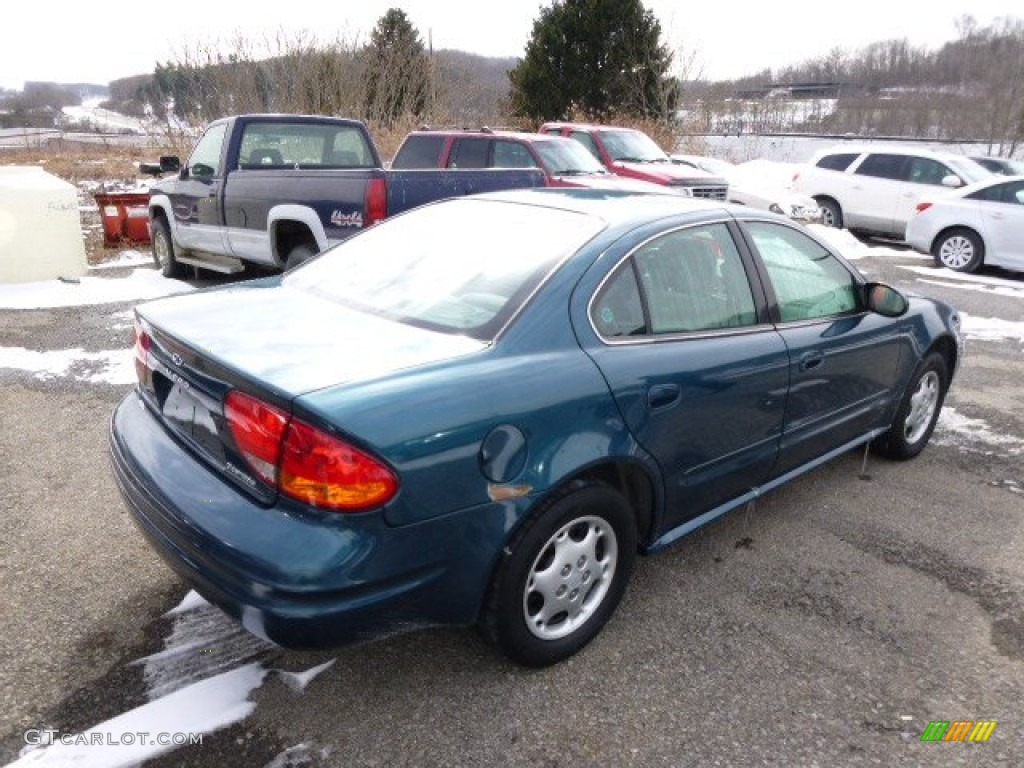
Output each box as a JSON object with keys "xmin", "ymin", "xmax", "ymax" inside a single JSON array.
[{"xmin": 792, "ymin": 145, "xmax": 992, "ymax": 239}]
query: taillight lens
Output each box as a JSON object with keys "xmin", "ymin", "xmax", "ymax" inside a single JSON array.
[
  {"xmin": 133, "ymin": 318, "xmax": 151, "ymax": 383},
  {"xmin": 915, "ymin": 202, "xmax": 933, "ymax": 214},
  {"xmin": 280, "ymin": 420, "xmax": 398, "ymax": 511},
  {"xmin": 224, "ymin": 390, "xmax": 397, "ymax": 511},
  {"xmin": 365, "ymin": 177, "xmax": 387, "ymax": 226},
  {"xmin": 225, "ymin": 391, "xmax": 289, "ymax": 484}
]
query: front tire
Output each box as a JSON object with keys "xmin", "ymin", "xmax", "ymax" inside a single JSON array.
[
  {"xmin": 482, "ymin": 483, "xmax": 637, "ymax": 667},
  {"xmin": 815, "ymin": 197, "xmax": 843, "ymax": 228},
  {"xmin": 151, "ymin": 217, "xmax": 183, "ymax": 278},
  {"xmin": 872, "ymin": 352, "xmax": 949, "ymax": 460},
  {"xmin": 933, "ymin": 228, "xmax": 984, "ymax": 272}
]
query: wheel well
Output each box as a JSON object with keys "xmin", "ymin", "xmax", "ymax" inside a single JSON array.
[
  {"xmin": 274, "ymin": 221, "xmax": 318, "ymax": 261},
  {"xmin": 557, "ymin": 461, "xmax": 655, "ymax": 549},
  {"xmin": 931, "ymin": 225, "xmax": 983, "ymax": 255},
  {"xmin": 927, "ymin": 335, "xmax": 959, "ymax": 381}
]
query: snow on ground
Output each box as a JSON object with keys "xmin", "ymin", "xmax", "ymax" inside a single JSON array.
[
  {"xmin": 934, "ymin": 407, "xmax": 1024, "ymax": 456},
  {"xmin": 0, "ymin": 268, "xmax": 192, "ymax": 309},
  {"xmin": 896, "ymin": 264, "xmax": 1024, "ymax": 299},
  {"xmin": 959, "ymin": 313, "xmax": 1024, "ymax": 344},
  {"xmin": 11, "ymin": 590, "xmax": 335, "ymax": 767},
  {"xmin": 807, "ymin": 224, "xmax": 871, "ymax": 261},
  {"xmin": 0, "ymin": 346, "xmax": 133, "ymax": 385},
  {"xmin": 89, "ymin": 250, "xmax": 153, "ymax": 271}
]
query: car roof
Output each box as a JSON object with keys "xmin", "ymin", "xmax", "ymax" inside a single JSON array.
[
  {"xmin": 405, "ymin": 128, "xmax": 573, "ymax": 145},
  {"xmin": 542, "ymin": 122, "xmax": 638, "ymax": 133},
  {"xmin": 812, "ymin": 144, "xmax": 974, "ymax": 162},
  {"xmin": 463, "ymin": 187, "xmax": 732, "ymax": 223}
]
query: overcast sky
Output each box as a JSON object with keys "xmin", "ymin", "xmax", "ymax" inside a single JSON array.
[{"xmin": 2, "ymin": 0, "xmax": 1021, "ymax": 91}]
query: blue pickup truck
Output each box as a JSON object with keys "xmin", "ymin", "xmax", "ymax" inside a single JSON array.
[{"xmin": 146, "ymin": 114, "xmax": 546, "ymax": 275}]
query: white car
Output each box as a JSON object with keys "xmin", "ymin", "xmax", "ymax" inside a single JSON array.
[
  {"xmin": 905, "ymin": 174, "xmax": 1024, "ymax": 273},
  {"xmin": 791, "ymin": 145, "xmax": 993, "ymax": 239},
  {"xmin": 671, "ymin": 154, "xmax": 821, "ymax": 222}
]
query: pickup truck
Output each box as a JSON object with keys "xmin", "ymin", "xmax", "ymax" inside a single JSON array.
[
  {"xmin": 539, "ymin": 122, "xmax": 729, "ymax": 200},
  {"xmin": 145, "ymin": 114, "xmax": 546, "ymax": 275},
  {"xmin": 390, "ymin": 128, "xmax": 669, "ymax": 194}
]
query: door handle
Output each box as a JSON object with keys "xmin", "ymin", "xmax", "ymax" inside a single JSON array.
[
  {"xmin": 647, "ymin": 384, "xmax": 681, "ymax": 410},
  {"xmin": 799, "ymin": 351, "xmax": 824, "ymax": 371}
]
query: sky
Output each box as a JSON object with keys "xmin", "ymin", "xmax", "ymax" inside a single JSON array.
[{"xmin": 0, "ymin": 0, "xmax": 1021, "ymax": 91}]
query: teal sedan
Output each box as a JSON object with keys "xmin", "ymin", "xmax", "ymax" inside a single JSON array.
[{"xmin": 109, "ymin": 189, "xmax": 963, "ymax": 667}]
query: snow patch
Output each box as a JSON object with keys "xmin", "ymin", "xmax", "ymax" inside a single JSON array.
[
  {"xmin": 0, "ymin": 346, "xmax": 134, "ymax": 385},
  {"xmin": 808, "ymin": 225, "xmax": 868, "ymax": 260},
  {"xmin": 11, "ymin": 663, "xmax": 268, "ymax": 768},
  {"xmin": 276, "ymin": 660, "xmax": 336, "ymax": 694},
  {"xmin": 897, "ymin": 264, "xmax": 1024, "ymax": 295},
  {"xmin": 959, "ymin": 314, "xmax": 1024, "ymax": 344},
  {"xmin": 0, "ymin": 268, "xmax": 193, "ymax": 309},
  {"xmin": 164, "ymin": 589, "xmax": 210, "ymax": 617},
  {"xmin": 934, "ymin": 407, "xmax": 1024, "ymax": 455},
  {"xmin": 90, "ymin": 251, "xmax": 153, "ymax": 271}
]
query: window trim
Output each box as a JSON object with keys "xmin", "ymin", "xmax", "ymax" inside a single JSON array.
[
  {"xmin": 733, "ymin": 216, "xmax": 869, "ymax": 327},
  {"xmin": 587, "ymin": 219, "xmax": 772, "ymax": 346}
]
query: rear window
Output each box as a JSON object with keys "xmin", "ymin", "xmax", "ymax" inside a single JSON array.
[
  {"xmin": 238, "ymin": 121, "xmax": 375, "ymax": 169},
  {"xmin": 815, "ymin": 153, "xmax": 859, "ymax": 171},
  {"xmin": 284, "ymin": 198, "xmax": 606, "ymax": 341},
  {"xmin": 448, "ymin": 138, "xmax": 490, "ymax": 169},
  {"xmin": 391, "ymin": 135, "xmax": 446, "ymax": 169}
]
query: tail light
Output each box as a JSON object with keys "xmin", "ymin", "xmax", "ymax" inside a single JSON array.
[
  {"xmin": 133, "ymin": 318, "xmax": 152, "ymax": 383},
  {"xmin": 915, "ymin": 202, "xmax": 933, "ymax": 214},
  {"xmin": 225, "ymin": 390, "xmax": 398, "ymax": 511},
  {"xmin": 364, "ymin": 177, "xmax": 387, "ymax": 226}
]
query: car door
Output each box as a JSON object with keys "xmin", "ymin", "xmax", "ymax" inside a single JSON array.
[
  {"xmin": 169, "ymin": 121, "xmax": 229, "ymax": 252},
  {"xmin": 976, "ymin": 179, "xmax": 1024, "ymax": 269},
  {"xmin": 845, "ymin": 153, "xmax": 906, "ymax": 233},
  {"xmin": 578, "ymin": 220, "xmax": 790, "ymax": 530},
  {"xmin": 894, "ymin": 156, "xmax": 962, "ymax": 233},
  {"xmin": 742, "ymin": 220, "xmax": 905, "ymax": 475}
]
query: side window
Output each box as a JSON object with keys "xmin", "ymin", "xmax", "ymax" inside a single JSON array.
[
  {"xmin": 854, "ymin": 154, "xmax": 906, "ymax": 180},
  {"xmin": 591, "ymin": 263, "xmax": 646, "ymax": 338},
  {"xmin": 188, "ymin": 123, "xmax": 228, "ymax": 177},
  {"xmin": 492, "ymin": 141, "xmax": 538, "ymax": 169},
  {"xmin": 748, "ymin": 222, "xmax": 860, "ymax": 323},
  {"xmin": 570, "ymin": 131, "xmax": 602, "ymax": 162},
  {"xmin": 816, "ymin": 153, "xmax": 859, "ymax": 171},
  {"xmin": 634, "ymin": 223, "xmax": 758, "ymax": 334},
  {"xmin": 448, "ymin": 138, "xmax": 490, "ymax": 169},
  {"xmin": 968, "ymin": 181, "xmax": 1024, "ymax": 204},
  {"xmin": 907, "ymin": 157, "xmax": 954, "ymax": 186},
  {"xmin": 392, "ymin": 135, "xmax": 445, "ymax": 169}
]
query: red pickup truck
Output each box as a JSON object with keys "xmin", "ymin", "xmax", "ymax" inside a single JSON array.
[{"xmin": 540, "ymin": 122, "xmax": 728, "ymax": 200}]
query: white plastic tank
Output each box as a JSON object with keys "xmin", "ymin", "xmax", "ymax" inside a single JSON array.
[{"xmin": 0, "ymin": 166, "xmax": 87, "ymax": 283}]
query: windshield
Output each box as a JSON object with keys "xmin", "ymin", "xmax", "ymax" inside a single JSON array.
[
  {"xmin": 285, "ymin": 198, "xmax": 605, "ymax": 341},
  {"xmin": 535, "ymin": 139, "xmax": 609, "ymax": 175},
  {"xmin": 601, "ymin": 130, "xmax": 669, "ymax": 163},
  {"xmin": 945, "ymin": 155, "xmax": 995, "ymax": 184}
]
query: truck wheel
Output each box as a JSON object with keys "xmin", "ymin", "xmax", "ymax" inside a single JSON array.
[
  {"xmin": 481, "ymin": 482, "xmax": 636, "ymax": 667},
  {"xmin": 151, "ymin": 218, "xmax": 183, "ymax": 278},
  {"xmin": 285, "ymin": 243, "xmax": 319, "ymax": 271}
]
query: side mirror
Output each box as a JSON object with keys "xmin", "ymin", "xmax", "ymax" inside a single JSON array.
[
  {"xmin": 866, "ymin": 282, "xmax": 908, "ymax": 317},
  {"xmin": 160, "ymin": 155, "xmax": 181, "ymax": 173},
  {"xmin": 941, "ymin": 174, "xmax": 963, "ymax": 188}
]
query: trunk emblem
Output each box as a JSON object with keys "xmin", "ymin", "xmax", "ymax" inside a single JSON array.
[{"xmin": 171, "ymin": 352, "xmax": 184, "ymax": 367}]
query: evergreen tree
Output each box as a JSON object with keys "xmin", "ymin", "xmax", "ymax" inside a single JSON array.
[
  {"xmin": 363, "ymin": 8, "xmax": 430, "ymax": 125},
  {"xmin": 509, "ymin": 0, "xmax": 677, "ymax": 122}
]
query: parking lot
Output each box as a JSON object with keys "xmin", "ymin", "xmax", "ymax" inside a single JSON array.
[{"xmin": 1, "ymin": 241, "xmax": 1022, "ymax": 767}]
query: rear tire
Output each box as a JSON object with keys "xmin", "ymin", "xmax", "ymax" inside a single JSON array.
[
  {"xmin": 932, "ymin": 228, "xmax": 983, "ymax": 273},
  {"xmin": 151, "ymin": 217, "xmax": 183, "ymax": 278},
  {"xmin": 284, "ymin": 243, "xmax": 318, "ymax": 271},
  {"xmin": 481, "ymin": 482, "xmax": 636, "ymax": 667},
  {"xmin": 815, "ymin": 197, "xmax": 843, "ymax": 228},
  {"xmin": 872, "ymin": 352, "xmax": 949, "ymax": 460}
]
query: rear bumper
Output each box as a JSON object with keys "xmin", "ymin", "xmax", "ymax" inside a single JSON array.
[{"xmin": 109, "ymin": 392, "xmax": 511, "ymax": 648}]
